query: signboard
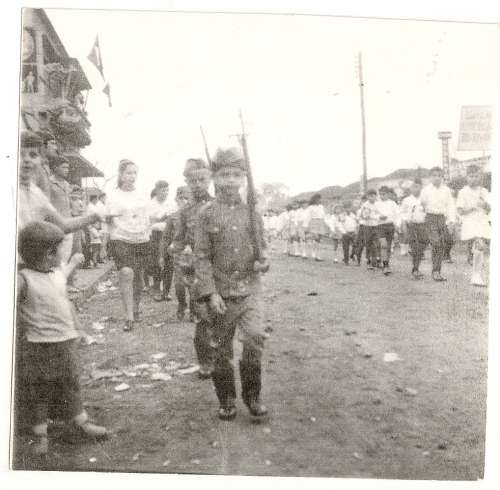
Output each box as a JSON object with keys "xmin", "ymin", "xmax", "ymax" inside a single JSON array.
[{"xmin": 457, "ymin": 105, "xmax": 492, "ymax": 151}]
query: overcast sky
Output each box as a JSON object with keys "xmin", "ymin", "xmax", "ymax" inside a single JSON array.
[{"xmin": 46, "ymin": 9, "xmax": 498, "ymax": 197}]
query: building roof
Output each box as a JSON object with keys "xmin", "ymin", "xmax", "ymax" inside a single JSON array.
[
  {"xmin": 65, "ymin": 152, "xmax": 104, "ymax": 182},
  {"xmin": 37, "ymin": 9, "xmax": 92, "ymax": 91}
]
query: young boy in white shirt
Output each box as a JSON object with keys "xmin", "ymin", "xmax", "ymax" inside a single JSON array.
[
  {"xmin": 420, "ymin": 167, "xmax": 456, "ymax": 282},
  {"xmin": 359, "ymin": 189, "xmax": 381, "ymax": 271},
  {"xmin": 337, "ymin": 204, "xmax": 358, "ymax": 265},
  {"xmin": 375, "ymin": 186, "xmax": 400, "ymax": 275},
  {"xmin": 401, "ymin": 179, "xmax": 427, "ymax": 279}
]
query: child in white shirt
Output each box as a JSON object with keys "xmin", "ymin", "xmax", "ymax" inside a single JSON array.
[
  {"xmin": 17, "ymin": 221, "xmax": 108, "ymax": 456},
  {"xmin": 306, "ymin": 194, "xmax": 329, "ymax": 261},
  {"xmin": 456, "ymin": 165, "xmax": 491, "ymax": 286}
]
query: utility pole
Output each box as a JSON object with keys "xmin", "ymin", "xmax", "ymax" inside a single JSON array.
[{"xmin": 358, "ymin": 52, "xmax": 368, "ymax": 194}]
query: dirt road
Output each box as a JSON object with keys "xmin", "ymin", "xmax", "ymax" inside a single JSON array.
[{"xmin": 13, "ymin": 243, "xmax": 488, "ymax": 479}]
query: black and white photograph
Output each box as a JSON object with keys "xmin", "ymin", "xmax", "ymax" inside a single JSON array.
[{"xmin": 3, "ymin": 1, "xmax": 500, "ymax": 486}]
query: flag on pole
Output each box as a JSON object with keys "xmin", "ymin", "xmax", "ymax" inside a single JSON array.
[
  {"xmin": 88, "ymin": 35, "xmax": 104, "ymax": 79},
  {"xmin": 102, "ymin": 82, "xmax": 112, "ymax": 107}
]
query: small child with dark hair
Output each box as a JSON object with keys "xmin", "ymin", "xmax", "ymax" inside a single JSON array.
[
  {"xmin": 358, "ymin": 189, "xmax": 381, "ymax": 270},
  {"xmin": 17, "ymin": 221, "xmax": 108, "ymax": 456}
]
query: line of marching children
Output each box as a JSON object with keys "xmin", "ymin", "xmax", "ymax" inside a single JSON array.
[{"xmin": 264, "ymin": 165, "xmax": 491, "ymax": 286}]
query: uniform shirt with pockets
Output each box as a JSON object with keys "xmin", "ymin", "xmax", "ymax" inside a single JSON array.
[
  {"xmin": 17, "ymin": 267, "xmax": 79, "ymax": 343},
  {"xmin": 171, "ymin": 192, "xmax": 212, "ymax": 252},
  {"xmin": 194, "ymin": 195, "xmax": 266, "ymax": 299}
]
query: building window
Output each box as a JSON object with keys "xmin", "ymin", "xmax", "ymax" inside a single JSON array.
[{"xmin": 22, "ymin": 27, "xmax": 38, "ymax": 93}]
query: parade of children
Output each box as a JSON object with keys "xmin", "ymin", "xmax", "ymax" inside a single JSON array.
[
  {"xmin": 13, "ymin": 127, "xmax": 491, "ymax": 475},
  {"xmin": 8, "ymin": 6, "xmax": 497, "ymax": 480}
]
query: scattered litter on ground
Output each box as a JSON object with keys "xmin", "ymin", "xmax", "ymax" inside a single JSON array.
[
  {"xmin": 265, "ymin": 460, "xmax": 272, "ymax": 465},
  {"xmin": 89, "ymin": 457, "xmax": 97, "ymax": 463},
  {"xmin": 363, "ymin": 353, "xmax": 373, "ymax": 359},
  {"xmin": 114, "ymin": 383, "xmax": 130, "ymax": 392},
  {"xmin": 263, "ymin": 427, "xmax": 271, "ymax": 434},
  {"xmin": 307, "ymin": 292, "xmax": 318, "ymax": 296},
  {"xmin": 132, "ymin": 453, "xmax": 142, "ymax": 461},
  {"xmin": 151, "ymin": 372, "xmax": 172, "ymax": 381},
  {"xmin": 91, "ymin": 322, "xmax": 105, "ymax": 331},
  {"xmin": 91, "ymin": 368, "xmax": 124, "ymax": 380},
  {"xmin": 211, "ymin": 441, "xmax": 219, "ymax": 448},
  {"xmin": 151, "ymin": 352, "xmax": 167, "ymax": 360},
  {"xmin": 437, "ymin": 443, "xmax": 448, "ymax": 450},
  {"xmin": 383, "ymin": 352, "xmax": 401, "ymax": 362},
  {"xmin": 152, "ymin": 323, "xmax": 165, "ymax": 328},
  {"xmin": 177, "ymin": 365, "xmax": 200, "ymax": 375},
  {"xmin": 423, "ymin": 451, "xmax": 430, "ymax": 456},
  {"xmin": 191, "ymin": 459, "xmax": 200, "ymax": 465},
  {"xmin": 310, "ymin": 417, "xmax": 316, "ymax": 422},
  {"xmin": 405, "ymin": 388, "xmax": 418, "ymax": 396},
  {"xmin": 353, "ymin": 452, "xmax": 362, "ymax": 459},
  {"xmin": 162, "ymin": 460, "xmax": 171, "ymax": 467}
]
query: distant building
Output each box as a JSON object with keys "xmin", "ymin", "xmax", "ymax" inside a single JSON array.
[
  {"xmin": 449, "ymin": 155, "xmax": 491, "ymax": 180},
  {"xmin": 20, "ymin": 8, "xmax": 103, "ymax": 185}
]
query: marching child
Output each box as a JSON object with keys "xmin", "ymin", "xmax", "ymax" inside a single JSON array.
[
  {"xmin": 401, "ymin": 179, "xmax": 427, "ymax": 279},
  {"xmin": 296, "ymin": 200, "xmax": 310, "ymax": 258},
  {"xmin": 456, "ymin": 165, "xmax": 491, "ymax": 286},
  {"xmin": 354, "ymin": 194, "xmax": 368, "ymax": 266},
  {"xmin": 170, "ymin": 158, "xmax": 214, "ymax": 378},
  {"xmin": 194, "ymin": 147, "xmax": 270, "ymax": 421},
  {"xmin": 17, "ymin": 221, "xmax": 108, "ymax": 456},
  {"xmin": 160, "ymin": 186, "xmax": 191, "ymax": 320},
  {"xmin": 420, "ymin": 166, "xmax": 456, "ymax": 282},
  {"xmin": 328, "ymin": 204, "xmax": 343, "ymax": 263},
  {"xmin": 375, "ymin": 186, "xmax": 400, "ymax": 275},
  {"xmin": 277, "ymin": 206, "xmax": 291, "ymax": 255},
  {"xmin": 358, "ymin": 189, "xmax": 381, "ymax": 270},
  {"xmin": 306, "ymin": 193, "xmax": 328, "ymax": 261},
  {"xmin": 288, "ymin": 201, "xmax": 301, "ymax": 257},
  {"xmin": 338, "ymin": 203, "xmax": 358, "ymax": 265}
]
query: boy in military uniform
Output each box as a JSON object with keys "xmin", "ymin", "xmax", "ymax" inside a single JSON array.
[
  {"xmin": 160, "ymin": 186, "xmax": 191, "ymax": 320},
  {"xmin": 194, "ymin": 147, "xmax": 270, "ymax": 421},
  {"xmin": 169, "ymin": 159, "xmax": 214, "ymax": 379}
]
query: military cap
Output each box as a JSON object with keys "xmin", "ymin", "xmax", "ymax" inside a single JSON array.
[
  {"xmin": 20, "ymin": 130, "xmax": 43, "ymax": 148},
  {"xmin": 183, "ymin": 158, "xmax": 209, "ymax": 177},
  {"xmin": 18, "ymin": 221, "xmax": 65, "ymax": 265},
  {"xmin": 378, "ymin": 185, "xmax": 392, "ymax": 194},
  {"xmin": 210, "ymin": 147, "xmax": 247, "ymax": 173}
]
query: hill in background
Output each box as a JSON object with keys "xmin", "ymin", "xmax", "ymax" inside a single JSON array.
[{"xmin": 292, "ymin": 167, "xmax": 431, "ymax": 204}]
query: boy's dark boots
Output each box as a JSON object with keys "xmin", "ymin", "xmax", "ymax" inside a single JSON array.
[
  {"xmin": 194, "ymin": 319, "xmax": 214, "ymax": 379},
  {"xmin": 212, "ymin": 362, "xmax": 237, "ymax": 421},
  {"xmin": 239, "ymin": 360, "xmax": 268, "ymax": 420}
]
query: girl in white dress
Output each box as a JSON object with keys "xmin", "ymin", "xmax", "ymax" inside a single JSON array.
[{"xmin": 456, "ymin": 165, "xmax": 491, "ymax": 286}]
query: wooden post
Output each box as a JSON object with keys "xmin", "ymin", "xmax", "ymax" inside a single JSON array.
[{"xmin": 358, "ymin": 52, "xmax": 368, "ymax": 192}]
